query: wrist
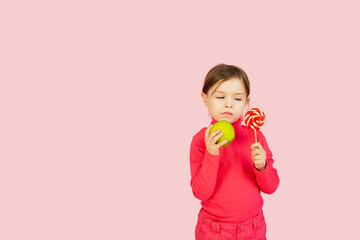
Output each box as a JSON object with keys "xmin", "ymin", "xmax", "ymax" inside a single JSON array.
[
  {"xmin": 210, "ymin": 151, "xmax": 220, "ymax": 156},
  {"xmin": 207, "ymin": 149, "xmax": 219, "ymax": 156}
]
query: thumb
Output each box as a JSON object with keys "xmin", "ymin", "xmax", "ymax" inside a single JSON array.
[{"xmin": 205, "ymin": 124, "xmax": 213, "ymax": 137}]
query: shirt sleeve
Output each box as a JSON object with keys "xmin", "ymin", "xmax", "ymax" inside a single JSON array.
[
  {"xmin": 253, "ymin": 130, "xmax": 280, "ymax": 194},
  {"xmin": 189, "ymin": 130, "xmax": 220, "ymax": 201}
]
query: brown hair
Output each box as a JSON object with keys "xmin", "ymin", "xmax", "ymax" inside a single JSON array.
[{"xmin": 202, "ymin": 64, "xmax": 250, "ymax": 98}]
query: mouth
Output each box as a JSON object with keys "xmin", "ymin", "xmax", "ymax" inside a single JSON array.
[{"xmin": 221, "ymin": 112, "xmax": 233, "ymax": 115}]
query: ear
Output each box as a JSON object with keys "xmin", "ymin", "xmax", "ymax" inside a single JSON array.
[
  {"xmin": 246, "ymin": 97, "xmax": 250, "ymax": 107},
  {"xmin": 201, "ymin": 92, "xmax": 209, "ymax": 107}
]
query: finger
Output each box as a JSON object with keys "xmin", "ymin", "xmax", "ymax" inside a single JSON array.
[
  {"xmin": 252, "ymin": 152, "xmax": 260, "ymax": 160},
  {"xmin": 252, "ymin": 142, "xmax": 264, "ymax": 148},
  {"xmin": 254, "ymin": 154, "xmax": 265, "ymax": 161},
  {"xmin": 217, "ymin": 139, "xmax": 228, "ymax": 147},
  {"xmin": 211, "ymin": 132, "xmax": 223, "ymax": 145},
  {"xmin": 253, "ymin": 150, "xmax": 266, "ymax": 158},
  {"xmin": 253, "ymin": 157, "xmax": 263, "ymax": 164},
  {"xmin": 209, "ymin": 128, "xmax": 221, "ymax": 139},
  {"xmin": 254, "ymin": 155, "xmax": 261, "ymax": 161},
  {"xmin": 251, "ymin": 142, "xmax": 262, "ymax": 149},
  {"xmin": 251, "ymin": 149, "xmax": 260, "ymax": 156},
  {"xmin": 254, "ymin": 162, "xmax": 265, "ymax": 169},
  {"xmin": 252, "ymin": 148, "xmax": 260, "ymax": 153},
  {"xmin": 257, "ymin": 143, "xmax": 264, "ymax": 150}
]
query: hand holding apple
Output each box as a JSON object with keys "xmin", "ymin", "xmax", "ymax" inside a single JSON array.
[
  {"xmin": 204, "ymin": 121, "xmax": 235, "ymax": 155},
  {"xmin": 204, "ymin": 125, "xmax": 227, "ymax": 155},
  {"xmin": 209, "ymin": 120, "xmax": 235, "ymax": 147}
]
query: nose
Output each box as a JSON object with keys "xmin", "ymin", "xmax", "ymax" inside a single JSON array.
[{"xmin": 225, "ymin": 99, "xmax": 233, "ymax": 108}]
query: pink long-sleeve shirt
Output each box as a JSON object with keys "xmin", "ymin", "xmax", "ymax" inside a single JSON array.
[{"xmin": 190, "ymin": 117, "xmax": 280, "ymax": 223}]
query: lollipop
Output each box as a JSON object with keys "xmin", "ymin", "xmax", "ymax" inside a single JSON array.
[{"xmin": 244, "ymin": 108, "xmax": 265, "ymax": 142}]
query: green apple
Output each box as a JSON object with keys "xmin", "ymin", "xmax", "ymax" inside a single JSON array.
[{"xmin": 209, "ymin": 120, "xmax": 235, "ymax": 147}]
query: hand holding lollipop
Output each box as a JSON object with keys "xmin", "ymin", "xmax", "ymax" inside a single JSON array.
[{"xmin": 244, "ymin": 108, "xmax": 265, "ymax": 142}]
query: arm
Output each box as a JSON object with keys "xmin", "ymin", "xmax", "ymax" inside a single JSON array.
[
  {"xmin": 189, "ymin": 132, "xmax": 220, "ymax": 201},
  {"xmin": 253, "ymin": 130, "xmax": 280, "ymax": 194}
]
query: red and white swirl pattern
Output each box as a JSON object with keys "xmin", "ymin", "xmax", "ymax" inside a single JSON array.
[{"xmin": 244, "ymin": 108, "xmax": 265, "ymax": 130}]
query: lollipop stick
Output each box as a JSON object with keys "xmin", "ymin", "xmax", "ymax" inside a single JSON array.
[{"xmin": 254, "ymin": 129, "xmax": 257, "ymax": 142}]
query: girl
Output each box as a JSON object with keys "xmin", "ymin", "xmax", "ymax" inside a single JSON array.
[{"xmin": 190, "ymin": 64, "xmax": 280, "ymax": 240}]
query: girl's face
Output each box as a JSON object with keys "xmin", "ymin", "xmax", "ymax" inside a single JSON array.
[{"xmin": 201, "ymin": 78, "xmax": 250, "ymax": 123}]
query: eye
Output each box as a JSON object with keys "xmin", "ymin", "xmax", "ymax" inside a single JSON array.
[
  {"xmin": 216, "ymin": 97, "xmax": 224, "ymax": 99},
  {"xmin": 235, "ymin": 98, "xmax": 242, "ymax": 101}
]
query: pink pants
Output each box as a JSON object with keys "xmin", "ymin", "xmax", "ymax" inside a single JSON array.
[{"xmin": 195, "ymin": 208, "xmax": 267, "ymax": 240}]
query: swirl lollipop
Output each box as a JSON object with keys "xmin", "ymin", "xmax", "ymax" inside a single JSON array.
[{"xmin": 244, "ymin": 108, "xmax": 265, "ymax": 142}]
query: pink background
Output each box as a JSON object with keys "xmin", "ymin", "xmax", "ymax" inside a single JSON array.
[{"xmin": 1, "ymin": 1, "xmax": 360, "ymax": 239}]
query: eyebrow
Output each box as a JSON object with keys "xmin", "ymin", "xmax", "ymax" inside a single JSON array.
[{"xmin": 214, "ymin": 91, "xmax": 245, "ymax": 95}]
